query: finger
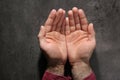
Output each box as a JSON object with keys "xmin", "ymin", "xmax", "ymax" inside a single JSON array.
[
  {"xmin": 61, "ymin": 18, "xmax": 66, "ymax": 34},
  {"xmin": 72, "ymin": 7, "xmax": 81, "ymax": 30},
  {"xmin": 68, "ymin": 10, "xmax": 75, "ymax": 32},
  {"xmin": 38, "ymin": 26, "xmax": 46, "ymax": 39},
  {"xmin": 88, "ymin": 23, "xmax": 95, "ymax": 38},
  {"xmin": 52, "ymin": 8, "xmax": 63, "ymax": 31},
  {"xmin": 44, "ymin": 9, "xmax": 56, "ymax": 32},
  {"xmin": 78, "ymin": 9, "xmax": 88, "ymax": 31},
  {"xmin": 65, "ymin": 17, "xmax": 70, "ymax": 35},
  {"xmin": 56, "ymin": 10, "xmax": 65, "ymax": 32}
]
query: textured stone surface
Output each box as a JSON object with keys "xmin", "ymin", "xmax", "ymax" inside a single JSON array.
[{"xmin": 0, "ymin": 0, "xmax": 120, "ymax": 80}]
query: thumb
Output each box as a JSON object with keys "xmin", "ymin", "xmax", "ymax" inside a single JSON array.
[
  {"xmin": 88, "ymin": 23, "xmax": 95, "ymax": 38},
  {"xmin": 38, "ymin": 25, "xmax": 46, "ymax": 39}
]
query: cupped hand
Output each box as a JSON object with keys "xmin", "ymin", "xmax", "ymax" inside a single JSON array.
[
  {"xmin": 65, "ymin": 7, "xmax": 96, "ymax": 65},
  {"xmin": 38, "ymin": 9, "xmax": 67, "ymax": 66}
]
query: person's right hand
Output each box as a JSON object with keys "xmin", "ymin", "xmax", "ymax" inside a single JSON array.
[
  {"xmin": 65, "ymin": 7, "xmax": 96, "ymax": 80},
  {"xmin": 66, "ymin": 7, "xmax": 96, "ymax": 65},
  {"xmin": 38, "ymin": 9, "xmax": 67, "ymax": 75}
]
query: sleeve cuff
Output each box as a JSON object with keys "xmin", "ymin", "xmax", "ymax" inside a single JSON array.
[
  {"xmin": 84, "ymin": 72, "xmax": 96, "ymax": 80},
  {"xmin": 42, "ymin": 71, "xmax": 72, "ymax": 80}
]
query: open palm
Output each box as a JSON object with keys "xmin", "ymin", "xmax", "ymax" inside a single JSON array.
[
  {"xmin": 38, "ymin": 9, "xmax": 67, "ymax": 65},
  {"xmin": 65, "ymin": 8, "xmax": 96, "ymax": 64}
]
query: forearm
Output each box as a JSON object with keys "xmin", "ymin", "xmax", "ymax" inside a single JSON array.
[{"xmin": 71, "ymin": 62, "xmax": 92, "ymax": 80}]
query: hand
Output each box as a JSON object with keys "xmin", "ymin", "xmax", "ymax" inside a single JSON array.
[
  {"xmin": 65, "ymin": 7, "xmax": 96, "ymax": 79},
  {"xmin": 66, "ymin": 7, "xmax": 96, "ymax": 65},
  {"xmin": 38, "ymin": 9, "xmax": 67, "ymax": 75}
]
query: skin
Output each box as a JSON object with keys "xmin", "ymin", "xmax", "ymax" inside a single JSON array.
[
  {"xmin": 38, "ymin": 9, "xmax": 67, "ymax": 75},
  {"xmin": 66, "ymin": 7, "xmax": 96, "ymax": 80},
  {"xmin": 38, "ymin": 7, "xmax": 96, "ymax": 79}
]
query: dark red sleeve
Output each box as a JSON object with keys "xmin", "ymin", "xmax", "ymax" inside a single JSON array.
[
  {"xmin": 42, "ymin": 71, "xmax": 72, "ymax": 80},
  {"xmin": 42, "ymin": 71, "xmax": 96, "ymax": 80},
  {"xmin": 84, "ymin": 72, "xmax": 96, "ymax": 80}
]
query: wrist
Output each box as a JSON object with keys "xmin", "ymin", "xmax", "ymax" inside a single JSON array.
[
  {"xmin": 46, "ymin": 64, "xmax": 64, "ymax": 76},
  {"xmin": 71, "ymin": 61, "xmax": 92, "ymax": 80}
]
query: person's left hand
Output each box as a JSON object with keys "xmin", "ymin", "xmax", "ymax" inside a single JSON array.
[{"xmin": 38, "ymin": 9, "xmax": 67, "ymax": 75}]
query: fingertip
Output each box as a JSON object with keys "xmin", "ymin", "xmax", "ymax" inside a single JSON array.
[
  {"xmin": 51, "ymin": 9, "xmax": 56, "ymax": 14},
  {"xmin": 58, "ymin": 8, "xmax": 63, "ymax": 13},
  {"xmin": 72, "ymin": 7, "xmax": 78, "ymax": 12},
  {"xmin": 41, "ymin": 25, "xmax": 44, "ymax": 29},
  {"xmin": 59, "ymin": 8, "xmax": 63, "ymax": 10},
  {"xmin": 73, "ymin": 7, "xmax": 78, "ymax": 9},
  {"xmin": 90, "ymin": 23, "xmax": 93, "ymax": 27},
  {"xmin": 38, "ymin": 25, "xmax": 46, "ymax": 38},
  {"xmin": 40, "ymin": 25, "xmax": 45, "ymax": 31},
  {"xmin": 66, "ymin": 17, "xmax": 69, "ymax": 24},
  {"xmin": 66, "ymin": 17, "xmax": 68, "ymax": 20},
  {"xmin": 68, "ymin": 10, "xmax": 72, "ymax": 15},
  {"xmin": 79, "ymin": 9, "xmax": 85, "ymax": 16},
  {"xmin": 78, "ymin": 9, "xmax": 83, "ymax": 13},
  {"xmin": 66, "ymin": 17, "xmax": 68, "ymax": 24},
  {"xmin": 88, "ymin": 23, "xmax": 95, "ymax": 35}
]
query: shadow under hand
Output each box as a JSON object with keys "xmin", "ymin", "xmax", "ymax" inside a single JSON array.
[
  {"xmin": 90, "ymin": 49, "xmax": 101, "ymax": 80},
  {"xmin": 38, "ymin": 49, "xmax": 47, "ymax": 80},
  {"xmin": 64, "ymin": 60, "xmax": 72, "ymax": 77}
]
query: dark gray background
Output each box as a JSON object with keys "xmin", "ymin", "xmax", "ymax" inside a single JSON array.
[{"xmin": 0, "ymin": 0, "xmax": 120, "ymax": 80}]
